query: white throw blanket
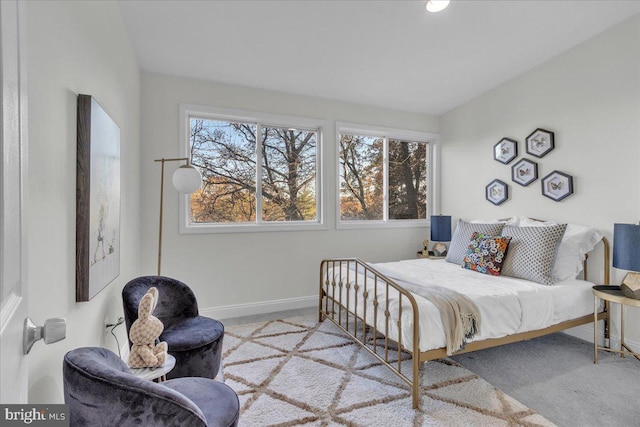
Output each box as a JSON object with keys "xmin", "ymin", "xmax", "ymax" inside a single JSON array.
[{"xmin": 374, "ymin": 265, "xmax": 481, "ymax": 355}]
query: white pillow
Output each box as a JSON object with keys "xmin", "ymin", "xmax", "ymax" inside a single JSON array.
[
  {"xmin": 516, "ymin": 217, "xmax": 603, "ymax": 282},
  {"xmin": 553, "ymin": 224, "xmax": 603, "ymax": 281},
  {"xmin": 517, "ymin": 217, "xmax": 554, "ymax": 227},
  {"xmin": 470, "ymin": 216, "xmax": 518, "ymax": 226}
]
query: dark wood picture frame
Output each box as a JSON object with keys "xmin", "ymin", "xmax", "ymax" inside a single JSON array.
[
  {"xmin": 493, "ymin": 138, "xmax": 518, "ymax": 164},
  {"xmin": 511, "ymin": 158, "xmax": 538, "ymax": 187},
  {"xmin": 541, "ymin": 170, "xmax": 574, "ymax": 202},
  {"xmin": 525, "ymin": 128, "xmax": 555, "ymax": 158},
  {"xmin": 485, "ymin": 179, "xmax": 509, "ymax": 206},
  {"xmin": 76, "ymin": 94, "xmax": 121, "ymax": 302}
]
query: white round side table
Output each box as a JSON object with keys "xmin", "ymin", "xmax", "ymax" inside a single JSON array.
[{"xmin": 128, "ymin": 354, "xmax": 176, "ymax": 382}]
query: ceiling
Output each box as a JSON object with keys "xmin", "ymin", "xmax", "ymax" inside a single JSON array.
[{"xmin": 118, "ymin": 0, "xmax": 640, "ymax": 116}]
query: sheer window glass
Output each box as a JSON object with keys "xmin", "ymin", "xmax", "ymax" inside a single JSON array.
[
  {"xmin": 337, "ymin": 123, "xmax": 435, "ymax": 228},
  {"xmin": 181, "ymin": 105, "xmax": 324, "ymax": 233}
]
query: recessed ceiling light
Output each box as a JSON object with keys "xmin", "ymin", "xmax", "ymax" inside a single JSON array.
[{"xmin": 426, "ymin": 0, "xmax": 450, "ymax": 13}]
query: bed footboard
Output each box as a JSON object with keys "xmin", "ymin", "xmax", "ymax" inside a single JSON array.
[{"xmin": 319, "ymin": 258, "xmax": 422, "ymax": 408}]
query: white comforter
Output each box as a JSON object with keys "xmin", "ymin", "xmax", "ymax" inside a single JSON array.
[{"xmin": 327, "ymin": 258, "xmax": 595, "ymax": 353}]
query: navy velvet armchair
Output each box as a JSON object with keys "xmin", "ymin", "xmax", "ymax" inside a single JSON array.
[
  {"xmin": 63, "ymin": 347, "xmax": 239, "ymax": 427},
  {"xmin": 123, "ymin": 276, "xmax": 225, "ymax": 380}
]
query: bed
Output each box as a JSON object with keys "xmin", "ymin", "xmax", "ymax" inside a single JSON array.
[{"xmin": 318, "ymin": 217, "xmax": 611, "ymax": 409}]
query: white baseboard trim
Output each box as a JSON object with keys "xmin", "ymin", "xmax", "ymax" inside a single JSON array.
[
  {"xmin": 563, "ymin": 322, "xmax": 640, "ymax": 352},
  {"xmin": 564, "ymin": 324, "xmax": 599, "ymax": 343},
  {"xmin": 200, "ymin": 295, "xmax": 318, "ymax": 320}
]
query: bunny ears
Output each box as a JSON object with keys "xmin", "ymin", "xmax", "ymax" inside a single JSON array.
[{"xmin": 138, "ymin": 287, "xmax": 159, "ymax": 319}]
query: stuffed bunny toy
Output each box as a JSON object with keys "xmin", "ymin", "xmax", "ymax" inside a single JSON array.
[{"xmin": 128, "ymin": 287, "xmax": 168, "ymax": 368}]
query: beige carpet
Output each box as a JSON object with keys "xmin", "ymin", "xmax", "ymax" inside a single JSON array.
[{"xmin": 222, "ymin": 314, "xmax": 554, "ymax": 426}]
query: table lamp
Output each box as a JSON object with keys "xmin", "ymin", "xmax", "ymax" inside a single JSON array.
[
  {"xmin": 430, "ymin": 215, "xmax": 452, "ymax": 257},
  {"xmin": 613, "ymin": 223, "xmax": 640, "ymax": 299}
]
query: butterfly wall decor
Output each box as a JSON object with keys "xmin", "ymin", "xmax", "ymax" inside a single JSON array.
[
  {"xmin": 541, "ymin": 171, "xmax": 573, "ymax": 201},
  {"xmin": 549, "ymin": 181, "xmax": 562, "ymax": 190},
  {"xmin": 511, "ymin": 158, "xmax": 538, "ymax": 187},
  {"xmin": 493, "ymin": 138, "xmax": 518, "ymax": 164},
  {"xmin": 492, "ymin": 128, "xmax": 571, "ymax": 202},
  {"xmin": 526, "ymin": 128, "xmax": 555, "ymax": 158},
  {"xmin": 486, "ymin": 179, "xmax": 508, "ymax": 205}
]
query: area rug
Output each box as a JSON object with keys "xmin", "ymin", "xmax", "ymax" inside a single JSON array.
[{"xmin": 222, "ymin": 314, "xmax": 554, "ymax": 426}]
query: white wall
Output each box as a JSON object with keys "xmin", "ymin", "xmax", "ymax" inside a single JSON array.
[
  {"xmin": 440, "ymin": 16, "xmax": 640, "ymax": 343},
  {"xmin": 140, "ymin": 73, "xmax": 438, "ymax": 316},
  {"xmin": 25, "ymin": 1, "xmax": 140, "ymax": 402}
]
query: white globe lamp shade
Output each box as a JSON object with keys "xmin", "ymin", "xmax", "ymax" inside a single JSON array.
[
  {"xmin": 426, "ymin": 0, "xmax": 449, "ymax": 13},
  {"xmin": 172, "ymin": 164, "xmax": 202, "ymax": 194}
]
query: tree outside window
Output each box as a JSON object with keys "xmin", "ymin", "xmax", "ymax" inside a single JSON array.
[
  {"xmin": 339, "ymin": 132, "xmax": 428, "ymax": 222},
  {"xmin": 388, "ymin": 139, "xmax": 427, "ymax": 220},
  {"xmin": 189, "ymin": 117, "xmax": 319, "ymax": 225}
]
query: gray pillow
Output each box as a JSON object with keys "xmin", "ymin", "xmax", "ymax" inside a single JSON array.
[
  {"xmin": 500, "ymin": 224, "xmax": 567, "ymax": 286},
  {"xmin": 445, "ymin": 220, "xmax": 506, "ymax": 265}
]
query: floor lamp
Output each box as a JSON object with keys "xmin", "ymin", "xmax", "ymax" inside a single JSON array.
[{"xmin": 155, "ymin": 157, "xmax": 202, "ymax": 276}]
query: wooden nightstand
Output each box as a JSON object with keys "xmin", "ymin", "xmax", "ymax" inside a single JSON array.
[{"xmin": 592, "ymin": 285, "xmax": 640, "ymax": 363}]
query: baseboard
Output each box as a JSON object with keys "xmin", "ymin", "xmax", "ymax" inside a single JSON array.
[
  {"xmin": 564, "ymin": 324, "xmax": 600, "ymax": 344},
  {"xmin": 200, "ymin": 295, "xmax": 318, "ymax": 320},
  {"xmin": 563, "ymin": 322, "xmax": 640, "ymax": 352}
]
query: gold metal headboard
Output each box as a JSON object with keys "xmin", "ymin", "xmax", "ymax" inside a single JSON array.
[{"xmin": 584, "ymin": 237, "xmax": 610, "ymax": 285}]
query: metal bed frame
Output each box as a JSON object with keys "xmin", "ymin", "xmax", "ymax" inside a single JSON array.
[{"xmin": 318, "ymin": 238, "xmax": 610, "ymax": 409}]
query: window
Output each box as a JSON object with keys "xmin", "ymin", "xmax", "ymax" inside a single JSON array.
[
  {"xmin": 337, "ymin": 123, "xmax": 435, "ymax": 228},
  {"xmin": 180, "ymin": 105, "xmax": 324, "ymax": 233}
]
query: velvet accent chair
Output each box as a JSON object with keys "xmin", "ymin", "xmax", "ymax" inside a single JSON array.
[
  {"xmin": 63, "ymin": 347, "xmax": 239, "ymax": 427},
  {"xmin": 123, "ymin": 276, "xmax": 225, "ymax": 380}
]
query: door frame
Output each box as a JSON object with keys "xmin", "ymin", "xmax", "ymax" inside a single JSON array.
[{"xmin": 0, "ymin": 0, "xmax": 29, "ymax": 404}]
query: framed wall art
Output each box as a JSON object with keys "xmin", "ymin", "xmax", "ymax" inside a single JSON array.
[
  {"xmin": 525, "ymin": 128, "xmax": 555, "ymax": 158},
  {"xmin": 493, "ymin": 138, "xmax": 518, "ymax": 164},
  {"xmin": 76, "ymin": 94, "xmax": 121, "ymax": 302},
  {"xmin": 541, "ymin": 170, "xmax": 573, "ymax": 202},
  {"xmin": 486, "ymin": 179, "xmax": 508, "ymax": 205},
  {"xmin": 511, "ymin": 158, "xmax": 538, "ymax": 187}
]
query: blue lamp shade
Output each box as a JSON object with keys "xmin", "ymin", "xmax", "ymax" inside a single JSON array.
[
  {"xmin": 430, "ymin": 215, "xmax": 452, "ymax": 242},
  {"xmin": 613, "ymin": 223, "xmax": 640, "ymax": 272}
]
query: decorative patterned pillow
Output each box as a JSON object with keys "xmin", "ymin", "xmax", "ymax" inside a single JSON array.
[
  {"xmin": 462, "ymin": 232, "xmax": 512, "ymax": 276},
  {"xmin": 514, "ymin": 217, "xmax": 603, "ymax": 282},
  {"xmin": 500, "ymin": 224, "xmax": 567, "ymax": 285},
  {"xmin": 445, "ymin": 220, "xmax": 506, "ymax": 265}
]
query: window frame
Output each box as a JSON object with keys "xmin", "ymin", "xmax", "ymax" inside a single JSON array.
[
  {"xmin": 336, "ymin": 122, "xmax": 439, "ymax": 230},
  {"xmin": 179, "ymin": 103, "xmax": 326, "ymax": 234}
]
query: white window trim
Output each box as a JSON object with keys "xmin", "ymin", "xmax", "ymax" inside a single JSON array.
[
  {"xmin": 179, "ymin": 103, "xmax": 327, "ymax": 234},
  {"xmin": 335, "ymin": 121, "xmax": 439, "ymax": 230}
]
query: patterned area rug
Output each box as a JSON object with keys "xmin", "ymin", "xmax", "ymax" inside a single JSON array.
[{"xmin": 222, "ymin": 314, "xmax": 554, "ymax": 426}]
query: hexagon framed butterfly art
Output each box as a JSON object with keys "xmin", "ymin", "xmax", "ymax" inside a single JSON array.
[
  {"xmin": 486, "ymin": 179, "xmax": 509, "ymax": 206},
  {"xmin": 526, "ymin": 128, "xmax": 554, "ymax": 158},
  {"xmin": 511, "ymin": 158, "xmax": 538, "ymax": 187},
  {"xmin": 541, "ymin": 170, "xmax": 573, "ymax": 201},
  {"xmin": 493, "ymin": 138, "xmax": 518, "ymax": 164}
]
